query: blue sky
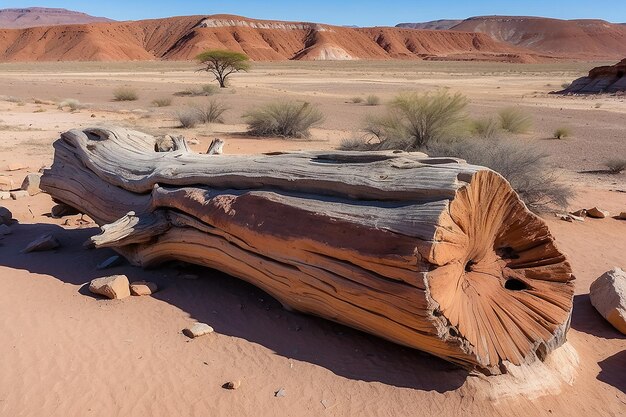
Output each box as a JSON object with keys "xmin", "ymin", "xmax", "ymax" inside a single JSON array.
[{"xmin": 2, "ymin": 1, "xmax": 626, "ymax": 25}]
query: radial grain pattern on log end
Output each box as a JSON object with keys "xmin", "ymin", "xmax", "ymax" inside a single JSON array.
[{"xmin": 40, "ymin": 126, "xmax": 575, "ymax": 375}]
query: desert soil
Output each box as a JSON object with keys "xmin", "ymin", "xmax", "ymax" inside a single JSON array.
[{"xmin": 0, "ymin": 60, "xmax": 624, "ymax": 417}]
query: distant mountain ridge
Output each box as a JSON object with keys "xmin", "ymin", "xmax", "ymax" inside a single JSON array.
[
  {"xmin": 0, "ymin": 7, "xmax": 112, "ymax": 28},
  {"xmin": 396, "ymin": 20, "xmax": 462, "ymax": 30}
]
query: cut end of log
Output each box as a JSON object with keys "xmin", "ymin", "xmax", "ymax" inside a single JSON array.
[{"xmin": 425, "ymin": 170, "xmax": 574, "ymax": 373}]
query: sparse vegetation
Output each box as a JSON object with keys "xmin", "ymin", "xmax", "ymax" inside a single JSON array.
[
  {"xmin": 58, "ymin": 99, "xmax": 82, "ymax": 111},
  {"xmin": 152, "ymin": 97, "xmax": 173, "ymax": 107},
  {"xmin": 339, "ymin": 137, "xmax": 373, "ymax": 151},
  {"xmin": 429, "ymin": 138, "xmax": 572, "ymax": 211},
  {"xmin": 113, "ymin": 87, "xmax": 139, "ymax": 101},
  {"xmin": 192, "ymin": 99, "xmax": 229, "ymax": 124},
  {"xmin": 363, "ymin": 90, "xmax": 468, "ymax": 150},
  {"xmin": 202, "ymin": 84, "xmax": 219, "ymax": 95},
  {"xmin": 365, "ymin": 95, "xmax": 381, "ymax": 106},
  {"xmin": 498, "ymin": 107, "xmax": 533, "ymax": 134},
  {"xmin": 605, "ymin": 158, "xmax": 626, "ymax": 174},
  {"xmin": 196, "ymin": 50, "xmax": 251, "ymax": 88},
  {"xmin": 351, "ymin": 97, "xmax": 364, "ymax": 104},
  {"xmin": 470, "ymin": 117, "xmax": 500, "ymax": 139},
  {"xmin": 553, "ymin": 127, "xmax": 571, "ymax": 139},
  {"xmin": 177, "ymin": 109, "xmax": 202, "ymax": 128},
  {"xmin": 244, "ymin": 101, "xmax": 324, "ymax": 138}
]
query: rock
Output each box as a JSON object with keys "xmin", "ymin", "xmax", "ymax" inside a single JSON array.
[
  {"xmin": 7, "ymin": 163, "xmax": 27, "ymax": 172},
  {"xmin": 10, "ymin": 190, "xmax": 29, "ymax": 200},
  {"xmin": 275, "ymin": 388, "xmax": 286, "ymax": 398},
  {"xmin": 223, "ymin": 380, "xmax": 241, "ymax": 390},
  {"xmin": 0, "ymin": 207, "xmax": 12, "ymax": 225},
  {"xmin": 91, "ymin": 114, "xmax": 96, "ymax": 118},
  {"xmin": 130, "ymin": 281, "xmax": 158, "ymax": 296},
  {"xmin": 0, "ymin": 192, "xmax": 10, "ymax": 200},
  {"xmin": 570, "ymin": 209, "xmax": 587, "ymax": 218},
  {"xmin": 619, "ymin": 212, "xmax": 626, "ymax": 220},
  {"xmin": 51, "ymin": 203, "xmax": 80, "ymax": 218},
  {"xmin": 587, "ymin": 207, "xmax": 609, "ymax": 219},
  {"xmin": 0, "ymin": 176, "xmax": 14, "ymax": 191},
  {"xmin": 187, "ymin": 138, "xmax": 200, "ymax": 145},
  {"xmin": 182, "ymin": 323, "xmax": 214, "ymax": 338},
  {"xmin": 589, "ymin": 268, "xmax": 626, "ymax": 334},
  {"xmin": 556, "ymin": 214, "xmax": 573, "ymax": 222},
  {"xmin": 96, "ymin": 255, "xmax": 123, "ymax": 270},
  {"xmin": 22, "ymin": 233, "xmax": 60, "ymax": 253},
  {"xmin": 0, "ymin": 224, "xmax": 11, "ymax": 235},
  {"xmin": 20, "ymin": 173, "xmax": 42, "ymax": 195},
  {"xmin": 89, "ymin": 275, "xmax": 131, "ymax": 299}
]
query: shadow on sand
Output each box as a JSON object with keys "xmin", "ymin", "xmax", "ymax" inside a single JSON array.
[
  {"xmin": 597, "ymin": 350, "xmax": 626, "ymax": 394},
  {"xmin": 0, "ymin": 222, "xmax": 468, "ymax": 392},
  {"xmin": 570, "ymin": 294, "xmax": 626, "ymax": 340}
]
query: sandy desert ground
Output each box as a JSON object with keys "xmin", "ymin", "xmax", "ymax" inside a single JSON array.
[{"xmin": 0, "ymin": 60, "xmax": 624, "ymax": 416}]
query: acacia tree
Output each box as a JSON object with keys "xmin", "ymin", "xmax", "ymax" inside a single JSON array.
[{"xmin": 196, "ymin": 50, "xmax": 250, "ymax": 88}]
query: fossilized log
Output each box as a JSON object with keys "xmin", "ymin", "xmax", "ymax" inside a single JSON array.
[{"xmin": 41, "ymin": 126, "xmax": 575, "ymax": 374}]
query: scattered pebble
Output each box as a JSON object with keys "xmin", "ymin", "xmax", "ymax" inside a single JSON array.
[
  {"xmin": 587, "ymin": 207, "xmax": 609, "ymax": 219},
  {"xmin": 22, "ymin": 233, "xmax": 59, "ymax": 253},
  {"xmin": 0, "ymin": 224, "xmax": 11, "ymax": 235},
  {"xmin": 223, "ymin": 380, "xmax": 241, "ymax": 390},
  {"xmin": 96, "ymin": 255, "xmax": 123, "ymax": 270},
  {"xmin": 275, "ymin": 388, "xmax": 286, "ymax": 398},
  {"xmin": 10, "ymin": 190, "xmax": 29, "ymax": 200},
  {"xmin": 21, "ymin": 173, "xmax": 42, "ymax": 196},
  {"xmin": 89, "ymin": 275, "xmax": 131, "ymax": 300},
  {"xmin": 183, "ymin": 322, "xmax": 214, "ymax": 338},
  {"xmin": 0, "ymin": 207, "xmax": 12, "ymax": 225},
  {"xmin": 130, "ymin": 281, "xmax": 158, "ymax": 296}
]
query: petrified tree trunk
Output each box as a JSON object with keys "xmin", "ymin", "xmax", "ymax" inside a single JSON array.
[{"xmin": 41, "ymin": 127, "xmax": 574, "ymax": 374}]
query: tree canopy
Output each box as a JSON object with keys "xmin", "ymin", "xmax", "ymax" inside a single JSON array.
[{"xmin": 196, "ymin": 50, "xmax": 251, "ymax": 88}]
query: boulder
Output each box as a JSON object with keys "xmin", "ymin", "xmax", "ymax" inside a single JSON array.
[
  {"xmin": 0, "ymin": 176, "xmax": 14, "ymax": 191},
  {"xmin": 182, "ymin": 323, "xmax": 214, "ymax": 338},
  {"xmin": 51, "ymin": 203, "xmax": 80, "ymax": 218},
  {"xmin": 22, "ymin": 233, "xmax": 60, "ymax": 253},
  {"xmin": 587, "ymin": 207, "xmax": 609, "ymax": 219},
  {"xmin": 589, "ymin": 268, "xmax": 626, "ymax": 334},
  {"xmin": 10, "ymin": 190, "xmax": 29, "ymax": 200},
  {"xmin": 0, "ymin": 224, "xmax": 11, "ymax": 235},
  {"xmin": 130, "ymin": 281, "xmax": 158, "ymax": 296},
  {"xmin": 0, "ymin": 207, "xmax": 12, "ymax": 225},
  {"xmin": 89, "ymin": 275, "xmax": 131, "ymax": 299},
  {"xmin": 558, "ymin": 59, "xmax": 626, "ymax": 94},
  {"xmin": 21, "ymin": 173, "xmax": 42, "ymax": 195}
]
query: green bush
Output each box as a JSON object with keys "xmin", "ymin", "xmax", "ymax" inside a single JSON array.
[
  {"xmin": 113, "ymin": 87, "xmax": 138, "ymax": 101},
  {"xmin": 351, "ymin": 97, "xmax": 364, "ymax": 104},
  {"xmin": 152, "ymin": 97, "xmax": 172, "ymax": 107},
  {"xmin": 498, "ymin": 107, "xmax": 532, "ymax": 134},
  {"xmin": 177, "ymin": 109, "xmax": 202, "ymax": 128},
  {"xmin": 192, "ymin": 99, "xmax": 228, "ymax": 124},
  {"xmin": 470, "ymin": 117, "xmax": 500, "ymax": 139},
  {"xmin": 244, "ymin": 101, "xmax": 324, "ymax": 138},
  {"xmin": 363, "ymin": 90, "xmax": 468, "ymax": 150}
]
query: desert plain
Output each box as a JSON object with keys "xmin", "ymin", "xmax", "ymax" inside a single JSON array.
[{"xmin": 0, "ymin": 60, "xmax": 624, "ymax": 416}]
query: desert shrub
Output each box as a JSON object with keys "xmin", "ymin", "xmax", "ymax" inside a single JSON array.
[
  {"xmin": 498, "ymin": 107, "xmax": 533, "ymax": 134},
  {"xmin": 338, "ymin": 137, "xmax": 374, "ymax": 151},
  {"xmin": 553, "ymin": 127, "xmax": 571, "ymax": 139},
  {"xmin": 58, "ymin": 98, "xmax": 82, "ymax": 111},
  {"xmin": 594, "ymin": 103, "xmax": 602, "ymax": 109},
  {"xmin": 351, "ymin": 97, "xmax": 364, "ymax": 104},
  {"xmin": 192, "ymin": 99, "xmax": 228, "ymax": 124},
  {"xmin": 429, "ymin": 138, "xmax": 572, "ymax": 211},
  {"xmin": 470, "ymin": 117, "xmax": 500, "ymax": 139},
  {"xmin": 365, "ymin": 95, "xmax": 381, "ymax": 106},
  {"xmin": 152, "ymin": 97, "xmax": 172, "ymax": 107},
  {"xmin": 202, "ymin": 84, "xmax": 219, "ymax": 95},
  {"xmin": 244, "ymin": 101, "xmax": 324, "ymax": 138},
  {"xmin": 113, "ymin": 87, "xmax": 138, "ymax": 101},
  {"xmin": 605, "ymin": 158, "xmax": 626, "ymax": 174},
  {"xmin": 177, "ymin": 109, "xmax": 202, "ymax": 128},
  {"xmin": 363, "ymin": 90, "xmax": 468, "ymax": 150},
  {"xmin": 175, "ymin": 85, "xmax": 219, "ymax": 97},
  {"xmin": 1, "ymin": 96, "xmax": 21, "ymax": 103}
]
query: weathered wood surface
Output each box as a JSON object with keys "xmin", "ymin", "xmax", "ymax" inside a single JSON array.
[{"xmin": 41, "ymin": 126, "xmax": 575, "ymax": 374}]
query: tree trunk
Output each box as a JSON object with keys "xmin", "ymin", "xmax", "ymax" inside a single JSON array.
[{"xmin": 40, "ymin": 126, "xmax": 574, "ymax": 375}]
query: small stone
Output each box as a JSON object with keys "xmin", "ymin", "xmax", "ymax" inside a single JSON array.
[
  {"xmin": 570, "ymin": 209, "xmax": 587, "ymax": 217},
  {"xmin": 89, "ymin": 275, "xmax": 131, "ymax": 299},
  {"xmin": 130, "ymin": 281, "xmax": 158, "ymax": 296},
  {"xmin": 223, "ymin": 380, "xmax": 241, "ymax": 390},
  {"xmin": 275, "ymin": 388, "xmax": 286, "ymax": 398},
  {"xmin": 0, "ymin": 192, "xmax": 10, "ymax": 200},
  {"xmin": 0, "ymin": 224, "xmax": 11, "ymax": 235},
  {"xmin": 0, "ymin": 207, "xmax": 12, "ymax": 225},
  {"xmin": 590, "ymin": 268, "xmax": 626, "ymax": 334},
  {"xmin": 91, "ymin": 114, "xmax": 96, "ymax": 118},
  {"xmin": 587, "ymin": 207, "xmax": 609, "ymax": 219},
  {"xmin": 22, "ymin": 233, "xmax": 59, "ymax": 253},
  {"xmin": 10, "ymin": 190, "xmax": 29, "ymax": 200},
  {"xmin": 569, "ymin": 214, "xmax": 585, "ymax": 222},
  {"xmin": 21, "ymin": 173, "xmax": 42, "ymax": 195},
  {"xmin": 0, "ymin": 176, "xmax": 14, "ymax": 191},
  {"xmin": 187, "ymin": 138, "xmax": 200, "ymax": 145},
  {"xmin": 182, "ymin": 322, "xmax": 214, "ymax": 338},
  {"xmin": 96, "ymin": 255, "xmax": 123, "ymax": 270},
  {"xmin": 7, "ymin": 163, "xmax": 27, "ymax": 172},
  {"xmin": 51, "ymin": 203, "xmax": 80, "ymax": 218},
  {"xmin": 619, "ymin": 212, "xmax": 626, "ymax": 220},
  {"xmin": 556, "ymin": 214, "xmax": 573, "ymax": 222}
]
